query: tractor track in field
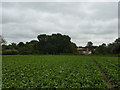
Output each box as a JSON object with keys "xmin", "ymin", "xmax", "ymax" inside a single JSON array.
[{"xmin": 92, "ymin": 59, "xmax": 116, "ymax": 89}]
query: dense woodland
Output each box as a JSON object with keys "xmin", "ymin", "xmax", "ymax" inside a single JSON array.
[
  {"xmin": 1, "ymin": 34, "xmax": 77, "ymax": 55},
  {"xmin": 0, "ymin": 34, "xmax": 120, "ymax": 56}
]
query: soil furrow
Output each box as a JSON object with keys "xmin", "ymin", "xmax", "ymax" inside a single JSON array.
[{"xmin": 93, "ymin": 59, "xmax": 115, "ymax": 89}]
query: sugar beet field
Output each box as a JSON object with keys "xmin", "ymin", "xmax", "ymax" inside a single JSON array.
[{"xmin": 2, "ymin": 55, "xmax": 120, "ymax": 89}]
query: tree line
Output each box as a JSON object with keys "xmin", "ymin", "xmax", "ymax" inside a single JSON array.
[
  {"xmin": 1, "ymin": 34, "xmax": 120, "ymax": 56},
  {"xmin": 2, "ymin": 33, "xmax": 77, "ymax": 55},
  {"xmin": 94, "ymin": 38, "xmax": 120, "ymax": 55},
  {"xmin": 82, "ymin": 38, "xmax": 120, "ymax": 56}
]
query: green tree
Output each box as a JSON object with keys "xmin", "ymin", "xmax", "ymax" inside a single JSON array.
[
  {"xmin": 86, "ymin": 41, "xmax": 93, "ymax": 48},
  {"xmin": 94, "ymin": 38, "xmax": 120, "ymax": 55},
  {"xmin": 37, "ymin": 33, "xmax": 77, "ymax": 54},
  {"xmin": 95, "ymin": 44, "xmax": 107, "ymax": 55},
  {"xmin": 86, "ymin": 41, "xmax": 93, "ymax": 53}
]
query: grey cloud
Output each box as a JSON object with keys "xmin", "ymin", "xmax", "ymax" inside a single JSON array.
[
  {"xmin": 2, "ymin": 2, "xmax": 118, "ymax": 46},
  {"xmin": 77, "ymin": 18, "xmax": 117, "ymax": 35}
]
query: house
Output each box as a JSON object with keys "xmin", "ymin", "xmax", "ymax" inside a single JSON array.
[{"xmin": 77, "ymin": 47, "xmax": 92, "ymax": 55}]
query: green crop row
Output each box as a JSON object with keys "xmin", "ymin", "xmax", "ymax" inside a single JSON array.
[
  {"xmin": 2, "ymin": 55, "xmax": 119, "ymax": 88},
  {"xmin": 93, "ymin": 56, "xmax": 120, "ymax": 88}
]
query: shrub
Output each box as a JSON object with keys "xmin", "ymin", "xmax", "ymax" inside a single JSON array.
[{"xmin": 2, "ymin": 49, "xmax": 19, "ymax": 55}]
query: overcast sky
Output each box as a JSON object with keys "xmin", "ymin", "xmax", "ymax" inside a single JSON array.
[{"xmin": 1, "ymin": 2, "xmax": 118, "ymax": 46}]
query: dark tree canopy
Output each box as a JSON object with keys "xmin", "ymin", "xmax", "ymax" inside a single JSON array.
[
  {"xmin": 115, "ymin": 38, "xmax": 120, "ymax": 43},
  {"xmin": 94, "ymin": 38, "xmax": 120, "ymax": 55},
  {"xmin": 37, "ymin": 33, "xmax": 76, "ymax": 54},
  {"xmin": 2, "ymin": 33, "xmax": 77, "ymax": 55},
  {"xmin": 86, "ymin": 41, "xmax": 93, "ymax": 48},
  {"xmin": 2, "ymin": 34, "xmax": 120, "ymax": 56}
]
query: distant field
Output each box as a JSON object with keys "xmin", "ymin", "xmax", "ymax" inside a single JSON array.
[{"xmin": 2, "ymin": 55, "xmax": 119, "ymax": 88}]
